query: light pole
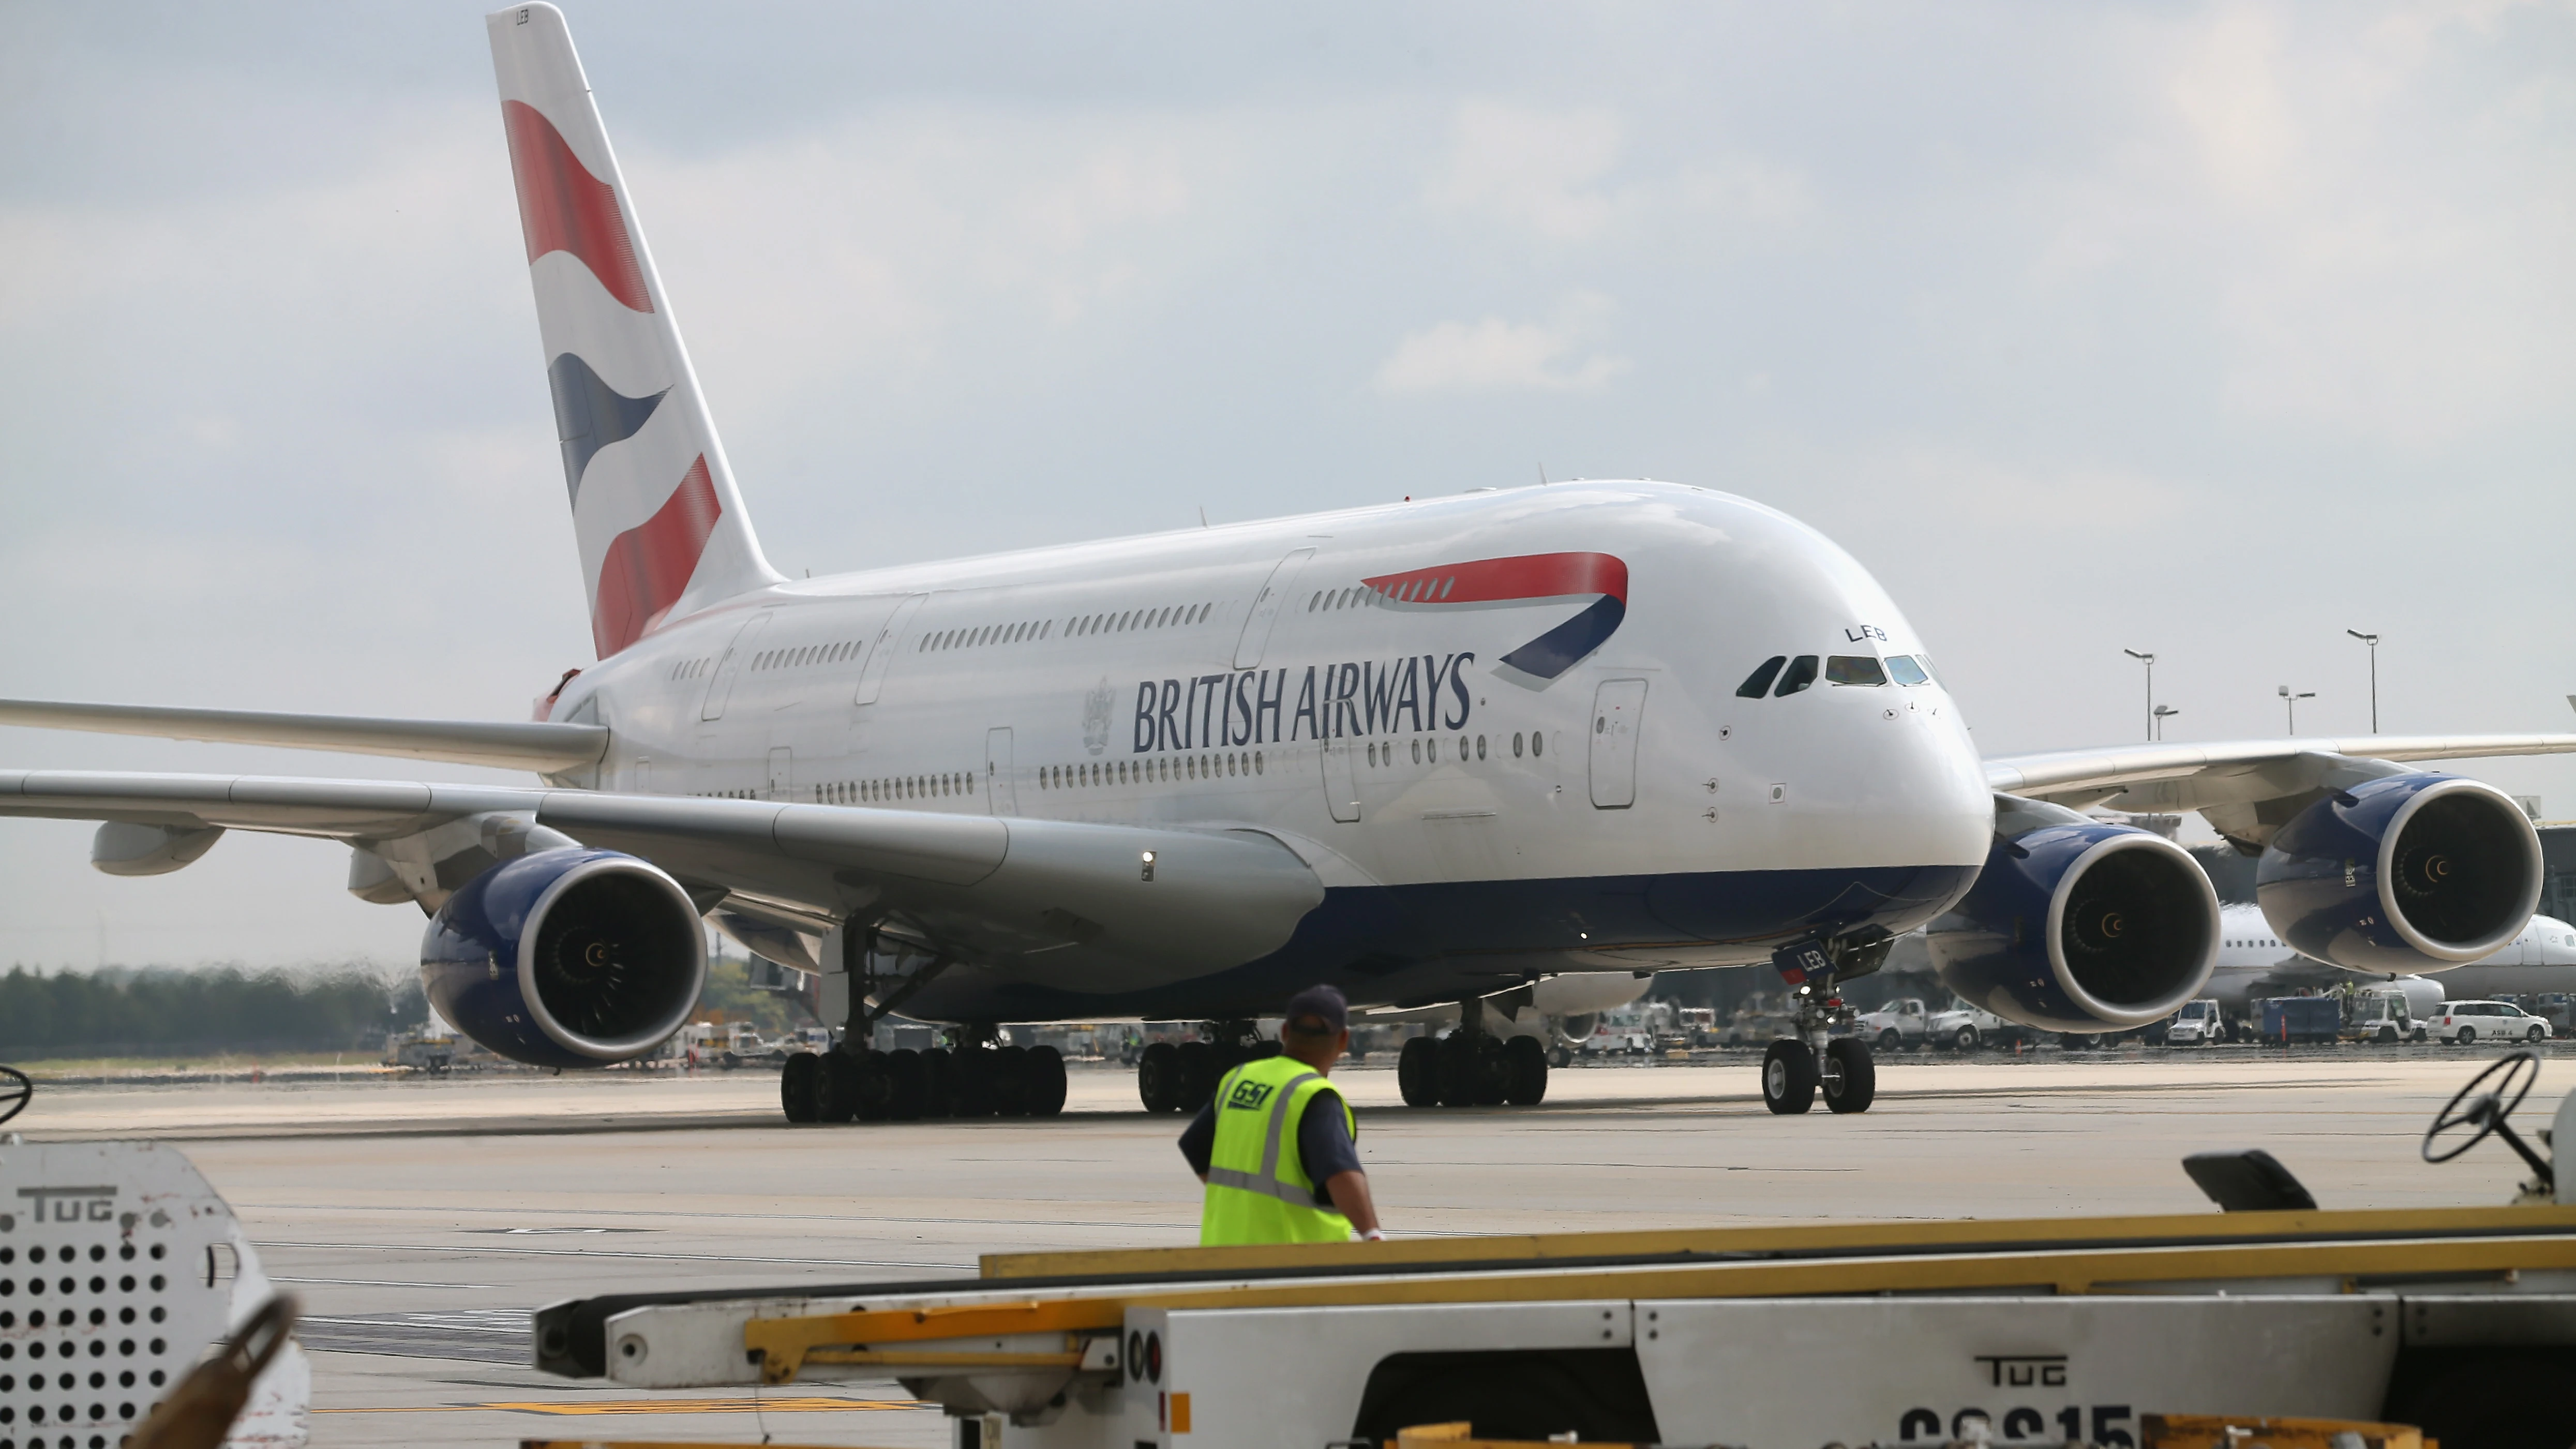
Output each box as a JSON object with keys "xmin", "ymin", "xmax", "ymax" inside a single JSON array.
[
  {"xmin": 2279, "ymin": 685, "xmax": 2315, "ymax": 735},
  {"xmin": 2153, "ymin": 705, "xmax": 2180, "ymax": 740},
  {"xmin": 2346, "ymin": 630, "xmax": 2379, "ymax": 733},
  {"xmin": 2123, "ymin": 649, "xmax": 2155, "ymax": 741}
]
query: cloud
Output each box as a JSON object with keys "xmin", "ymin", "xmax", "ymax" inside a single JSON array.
[
  {"xmin": 1373, "ymin": 292, "xmax": 1629, "ymax": 395},
  {"xmin": 1429, "ymin": 101, "xmax": 1626, "ymax": 240}
]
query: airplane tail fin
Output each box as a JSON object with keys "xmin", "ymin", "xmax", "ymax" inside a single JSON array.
[{"xmin": 487, "ymin": 4, "xmax": 781, "ymax": 659}]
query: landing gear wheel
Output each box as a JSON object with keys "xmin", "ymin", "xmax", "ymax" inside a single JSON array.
[
  {"xmin": 1175, "ymin": 1041, "xmax": 1219, "ymax": 1111},
  {"xmin": 1471, "ymin": 1037, "xmax": 1509, "ymax": 1106},
  {"xmin": 948, "ymin": 1048, "xmax": 996, "ymax": 1117},
  {"xmin": 1550, "ymin": 1044, "xmax": 1572, "ymax": 1069},
  {"xmin": 1025, "ymin": 1044, "xmax": 1068, "ymax": 1117},
  {"xmin": 1761, "ymin": 1039, "xmax": 1817, "ymax": 1115},
  {"xmin": 781, "ymin": 1051, "xmax": 823, "ymax": 1123},
  {"xmin": 853, "ymin": 1052, "xmax": 893, "ymax": 1122},
  {"xmin": 1434, "ymin": 1033, "xmax": 1479, "ymax": 1107},
  {"xmin": 1397, "ymin": 1036, "xmax": 1439, "ymax": 1107},
  {"xmin": 917, "ymin": 1048, "xmax": 953, "ymax": 1119},
  {"xmin": 1822, "ymin": 1036, "xmax": 1876, "ymax": 1114},
  {"xmin": 990, "ymin": 1044, "xmax": 1031, "ymax": 1117},
  {"xmin": 1502, "ymin": 1035, "xmax": 1548, "ymax": 1106},
  {"xmin": 816, "ymin": 1051, "xmax": 862, "ymax": 1124},
  {"xmin": 1137, "ymin": 1041, "xmax": 1181, "ymax": 1112},
  {"xmin": 884, "ymin": 1048, "xmax": 926, "ymax": 1121}
]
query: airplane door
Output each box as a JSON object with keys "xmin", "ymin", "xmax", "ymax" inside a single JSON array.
[
  {"xmin": 1320, "ymin": 739, "xmax": 1361, "ymax": 823},
  {"xmin": 767, "ymin": 747, "xmax": 794, "ymax": 801},
  {"xmin": 985, "ymin": 727, "xmax": 1017, "ymax": 816},
  {"xmin": 699, "ymin": 610, "xmax": 771, "ymax": 721},
  {"xmin": 855, "ymin": 594, "xmax": 928, "ymax": 705},
  {"xmin": 1589, "ymin": 678, "xmax": 1647, "ymax": 809},
  {"xmin": 1234, "ymin": 548, "xmax": 1315, "ymax": 668}
]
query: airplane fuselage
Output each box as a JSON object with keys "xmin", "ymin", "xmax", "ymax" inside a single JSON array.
[{"xmin": 549, "ymin": 481, "xmax": 1996, "ymax": 1022}]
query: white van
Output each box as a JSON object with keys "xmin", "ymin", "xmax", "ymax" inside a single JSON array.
[{"xmin": 2429, "ymin": 1000, "xmax": 2549, "ymax": 1044}]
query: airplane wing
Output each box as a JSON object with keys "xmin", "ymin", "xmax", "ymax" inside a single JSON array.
[
  {"xmin": 1984, "ymin": 734, "xmax": 2576, "ymax": 823},
  {"xmin": 0, "ymin": 698, "xmax": 607, "ymax": 775},
  {"xmin": 0, "ymin": 770, "xmax": 1324, "ymax": 975}
]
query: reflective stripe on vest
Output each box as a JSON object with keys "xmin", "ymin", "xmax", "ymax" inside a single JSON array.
[
  {"xmin": 1199, "ymin": 1055, "xmax": 1356, "ymax": 1245},
  {"xmin": 1204, "ymin": 1069, "xmax": 1320, "ymax": 1206}
]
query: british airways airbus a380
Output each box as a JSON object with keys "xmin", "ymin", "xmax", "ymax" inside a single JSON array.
[{"xmin": 5, "ymin": 4, "xmax": 2571, "ymax": 1124}]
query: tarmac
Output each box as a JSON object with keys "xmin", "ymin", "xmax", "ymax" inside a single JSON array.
[{"xmin": 17, "ymin": 1047, "xmax": 2569, "ymax": 1448}]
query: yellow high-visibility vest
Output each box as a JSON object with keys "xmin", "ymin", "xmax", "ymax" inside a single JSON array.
[{"xmin": 1199, "ymin": 1054, "xmax": 1357, "ymax": 1245}]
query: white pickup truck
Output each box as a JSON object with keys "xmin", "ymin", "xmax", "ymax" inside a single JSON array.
[{"xmin": 1855, "ymin": 997, "xmax": 2026, "ymax": 1051}]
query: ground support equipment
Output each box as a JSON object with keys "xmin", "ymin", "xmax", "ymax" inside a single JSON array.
[{"xmin": 536, "ymin": 1201, "xmax": 2576, "ymax": 1449}]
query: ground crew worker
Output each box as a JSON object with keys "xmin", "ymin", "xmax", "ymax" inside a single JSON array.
[{"xmin": 1179, "ymin": 984, "xmax": 1383, "ymax": 1244}]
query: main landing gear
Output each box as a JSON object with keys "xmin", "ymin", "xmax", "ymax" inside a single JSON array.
[
  {"xmin": 782, "ymin": 1032, "xmax": 1069, "ymax": 1124},
  {"xmin": 1760, "ymin": 936, "xmax": 1884, "ymax": 1115},
  {"xmin": 1395, "ymin": 996, "xmax": 1550, "ymax": 1109},
  {"xmin": 1136, "ymin": 1020, "xmax": 1280, "ymax": 1113},
  {"xmin": 779, "ymin": 931, "xmax": 1067, "ymax": 1125}
]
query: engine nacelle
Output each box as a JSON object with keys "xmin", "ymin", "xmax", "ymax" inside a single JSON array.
[
  {"xmin": 421, "ymin": 848, "xmax": 707, "ymax": 1069},
  {"xmin": 1928, "ymin": 799, "xmax": 2219, "ymax": 1032},
  {"xmin": 2256, "ymin": 773, "xmax": 2540, "ymax": 973}
]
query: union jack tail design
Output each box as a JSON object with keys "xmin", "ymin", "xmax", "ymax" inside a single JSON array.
[{"xmin": 488, "ymin": 4, "xmax": 780, "ymax": 660}]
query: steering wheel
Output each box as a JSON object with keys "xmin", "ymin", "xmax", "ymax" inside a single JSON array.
[
  {"xmin": 0, "ymin": 1065, "xmax": 29, "ymax": 1129},
  {"xmin": 2422, "ymin": 1051, "xmax": 2539, "ymax": 1164}
]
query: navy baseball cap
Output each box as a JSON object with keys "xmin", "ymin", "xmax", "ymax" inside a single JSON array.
[{"xmin": 1283, "ymin": 983, "xmax": 1348, "ymax": 1035}]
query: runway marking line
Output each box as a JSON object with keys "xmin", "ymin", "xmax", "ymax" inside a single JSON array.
[{"xmin": 313, "ymin": 1397, "xmax": 931, "ymax": 1415}]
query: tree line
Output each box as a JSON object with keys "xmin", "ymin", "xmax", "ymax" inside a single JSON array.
[{"xmin": 0, "ymin": 965, "xmax": 426, "ymax": 1059}]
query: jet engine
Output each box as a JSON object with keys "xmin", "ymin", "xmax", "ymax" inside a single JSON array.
[
  {"xmin": 421, "ymin": 848, "xmax": 707, "ymax": 1069},
  {"xmin": 1927, "ymin": 798, "xmax": 2219, "ymax": 1032},
  {"xmin": 2256, "ymin": 773, "xmax": 2540, "ymax": 974}
]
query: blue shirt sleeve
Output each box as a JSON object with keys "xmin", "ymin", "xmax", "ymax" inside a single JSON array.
[
  {"xmin": 1296, "ymin": 1087, "xmax": 1363, "ymax": 1204},
  {"xmin": 1177, "ymin": 1099, "xmax": 1217, "ymax": 1176}
]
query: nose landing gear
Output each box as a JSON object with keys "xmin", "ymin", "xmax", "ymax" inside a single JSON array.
[{"xmin": 1761, "ymin": 935, "xmax": 1884, "ymax": 1116}]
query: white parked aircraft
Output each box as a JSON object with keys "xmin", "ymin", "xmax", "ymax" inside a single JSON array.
[
  {"xmin": 2194, "ymin": 901, "xmax": 2576, "ymax": 1018},
  {"xmin": 5, "ymin": 4, "xmax": 2574, "ymax": 1124}
]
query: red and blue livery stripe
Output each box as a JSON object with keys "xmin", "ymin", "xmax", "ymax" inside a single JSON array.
[{"xmin": 1362, "ymin": 552, "xmax": 1627, "ymax": 681}]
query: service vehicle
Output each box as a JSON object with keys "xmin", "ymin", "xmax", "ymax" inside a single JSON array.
[
  {"xmin": 2162, "ymin": 997, "xmax": 2226, "ymax": 1047},
  {"xmin": 2430, "ymin": 1000, "xmax": 2551, "ymax": 1044},
  {"xmin": 2343, "ymin": 987, "xmax": 2424, "ymax": 1044},
  {"xmin": 1855, "ymin": 997, "xmax": 1936, "ymax": 1050},
  {"xmin": 2258, "ymin": 996, "xmax": 2341, "ymax": 1045}
]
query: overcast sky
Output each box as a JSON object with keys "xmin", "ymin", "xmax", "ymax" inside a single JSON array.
[{"xmin": 3, "ymin": 1, "xmax": 2571, "ymax": 969}]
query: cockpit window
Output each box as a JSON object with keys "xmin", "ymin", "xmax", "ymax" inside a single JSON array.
[
  {"xmin": 1736, "ymin": 656, "xmax": 1787, "ymax": 698},
  {"xmin": 1773, "ymin": 655, "xmax": 1819, "ymax": 697},
  {"xmin": 1824, "ymin": 655, "xmax": 1886, "ymax": 686},
  {"xmin": 1886, "ymin": 654, "xmax": 1930, "ymax": 686}
]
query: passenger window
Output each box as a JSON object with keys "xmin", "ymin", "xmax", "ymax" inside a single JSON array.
[
  {"xmin": 1773, "ymin": 655, "xmax": 1820, "ymax": 697},
  {"xmin": 1736, "ymin": 656, "xmax": 1788, "ymax": 698},
  {"xmin": 1888, "ymin": 655, "xmax": 1930, "ymax": 686},
  {"xmin": 1825, "ymin": 655, "xmax": 1886, "ymax": 686}
]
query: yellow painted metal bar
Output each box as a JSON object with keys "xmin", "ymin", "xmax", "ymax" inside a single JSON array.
[
  {"xmin": 979, "ymin": 1203, "xmax": 2576, "ymax": 1280},
  {"xmin": 756, "ymin": 1223, "xmax": 2576, "ymax": 1384}
]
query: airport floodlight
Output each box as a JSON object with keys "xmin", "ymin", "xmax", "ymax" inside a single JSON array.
[
  {"xmin": 2153, "ymin": 705, "xmax": 2180, "ymax": 741},
  {"xmin": 2279, "ymin": 685, "xmax": 2316, "ymax": 735},
  {"xmin": 2346, "ymin": 630, "xmax": 2380, "ymax": 733},
  {"xmin": 2122, "ymin": 650, "xmax": 2155, "ymax": 741}
]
